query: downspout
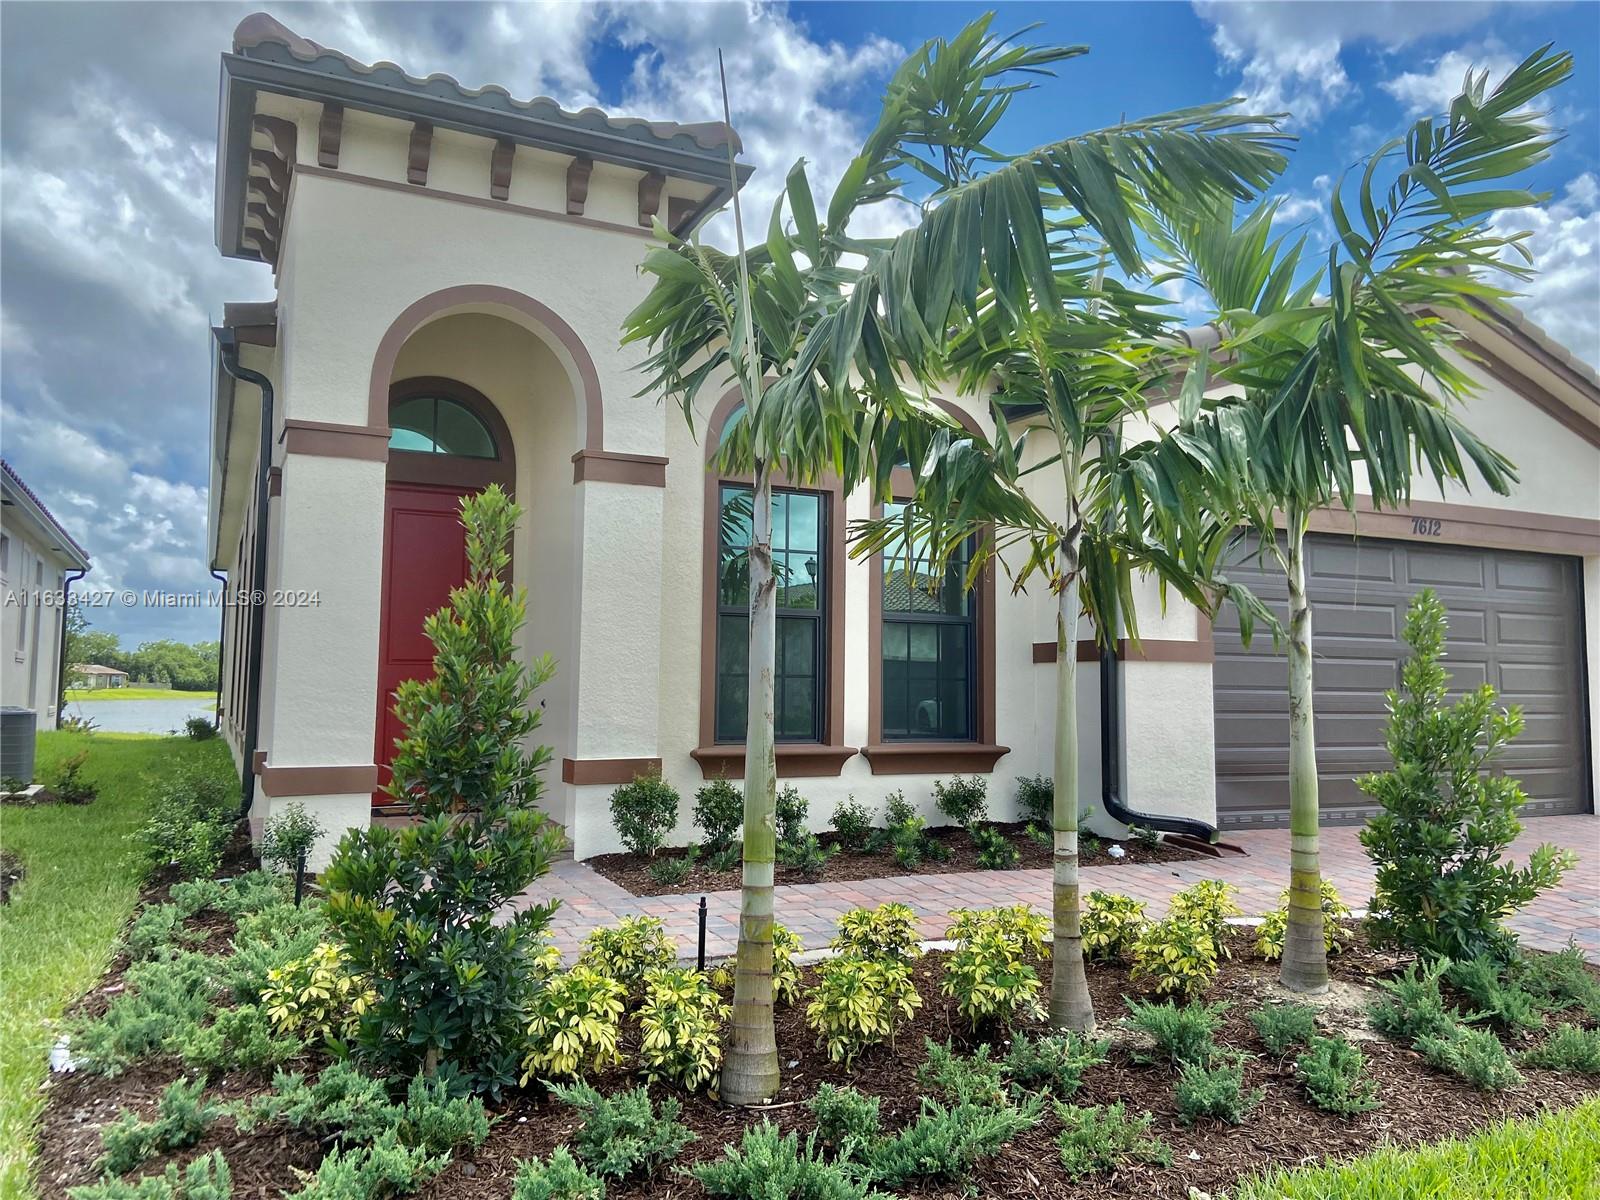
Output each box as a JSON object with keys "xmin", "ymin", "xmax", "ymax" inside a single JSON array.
[
  {"xmin": 55, "ymin": 568, "xmax": 87, "ymax": 727},
  {"xmin": 209, "ymin": 568, "xmax": 227, "ymax": 722},
  {"xmin": 216, "ymin": 328, "xmax": 273, "ymax": 818}
]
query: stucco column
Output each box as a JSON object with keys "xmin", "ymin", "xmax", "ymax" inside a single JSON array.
[{"xmin": 565, "ymin": 477, "xmax": 666, "ymax": 856}]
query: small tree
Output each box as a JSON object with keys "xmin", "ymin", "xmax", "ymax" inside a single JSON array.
[
  {"xmin": 1358, "ymin": 589, "xmax": 1574, "ymax": 962},
  {"xmin": 323, "ymin": 485, "xmax": 564, "ymax": 1095}
]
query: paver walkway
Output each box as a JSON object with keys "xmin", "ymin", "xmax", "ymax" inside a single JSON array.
[{"xmin": 514, "ymin": 813, "xmax": 1599, "ymax": 963}]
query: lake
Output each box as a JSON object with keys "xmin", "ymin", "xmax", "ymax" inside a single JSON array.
[{"xmin": 65, "ymin": 697, "xmax": 218, "ymax": 735}]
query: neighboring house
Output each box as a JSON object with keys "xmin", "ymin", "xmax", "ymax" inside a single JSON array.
[
  {"xmin": 1, "ymin": 459, "xmax": 92, "ymax": 728},
  {"xmin": 72, "ymin": 664, "xmax": 129, "ymax": 690},
  {"xmin": 207, "ymin": 14, "xmax": 1600, "ymax": 865}
]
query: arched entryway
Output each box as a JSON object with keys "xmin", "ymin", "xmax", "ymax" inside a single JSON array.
[{"xmin": 374, "ymin": 377, "xmax": 516, "ymax": 804}]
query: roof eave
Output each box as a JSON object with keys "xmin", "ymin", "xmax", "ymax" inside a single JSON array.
[{"xmin": 217, "ymin": 52, "xmax": 755, "ymax": 260}]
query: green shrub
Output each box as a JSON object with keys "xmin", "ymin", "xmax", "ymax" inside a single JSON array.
[
  {"xmin": 1174, "ymin": 1053, "xmax": 1263, "ymax": 1125},
  {"xmin": 548, "ymin": 1079, "xmax": 692, "ymax": 1180},
  {"xmin": 1003, "ymin": 1030, "xmax": 1109, "ymax": 1097},
  {"xmin": 1446, "ymin": 955, "xmax": 1544, "ymax": 1032},
  {"xmin": 321, "ymin": 487, "xmax": 564, "ymax": 1096},
  {"xmin": 245, "ymin": 1061, "xmax": 394, "ymax": 1143},
  {"xmin": 693, "ymin": 1123, "xmax": 871, "ymax": 1199},
  {"xmin": 940, "ymin": 922, "xmax": 1044, "ymax": 1029},
  {"xmin": 1054, "ymin": 1101, "xmax": 1172, "ymax": 1176},
  {"xmin": 1256, "ymin": 880, "xmax": 1352, "ymax": 960},
  {"xmin": 1130, "ymin": 917, "xmax": 1219, "ymax": 999},
  {"xmin": 397, "ymin": 1073, "xmax": 492, "ymax": 1155},
  {"xmin": 1359, "ymin": 590, "xmax": 1576, "ymax": 962},
  {"xmin": 1081, "ymin": 891, "xmax": 1147, "ymax": 963},
  {"xmin": 99, "ymin": 1077, "xmax": 225, "ymax": 1176},
  {"xmin": 261, "ymin": 802, "xmax": 325, "ymax": 873},
  {"xmin": 805, "ymin": 955, "xmax": 921, "ymax": 1064},
  {"xmin": 863, "ymin": 1093, "xmax": 1043, "ymax": 1187},
  {"xmin": 1129, "ymin": 824, "xmax": 1162, "ymax": 850},
  {"xmin": 1125, "ymin": 998, "xmax": 1228, "ymax": 1068},
  {"xmin": 881, "ymin": 790, "xmax": 935, "ymax": 868},
  {"xmin": 638, "ymin": 967, "xmax": 728, "ymax": 1092},
  {"xmin": 1252, "ymin": 1001, "xmax": 1319, "ymax": 1057},
  {"xmin": 126, "ymin": 903, "xmax": 196, "ymax": 961},
  {"xmin": 284, "ymin": 1131, "xmax": 447, "ymax": 1200},
  {"xmin": 179, "ymin": 1003, "xmax": 299, "ymax": 1073},
  {"xmin": 69, "ymin": 1151, "xmax": 231, "ymax": 1200},
  {"xmin": 705, "ymin": 842, "xmax": 742, "ymax": 873},
  {"xmin": 1416, "ymin": 1025, "xmax": 1522, "ymax": 1092},
  {"xmin": 829, "ymin": 797, "xmax": 875, "ymax": 850},
  {"xmin": 1014, "ymin": 775, "xmax": 1052, "ymax": 826},
  {"xmin": 610, "ymin": 771, "xmax": 680, "ymax": 857},
  {"xmin": 647, "ymin": 847, "xmax": 698, "ymax": 888},
  {"xmin": 1519, "ymin": 1025, "xmax": 1600, "ymax": 1075},
  {"xmin": 917, "ymin": 1039, "xmax": 1007, "ymax": 1106},
  {"xmin": 1168, "ymin": 880, "xmax": 1241, "ymax": 952},
  {"xmin": 184, "ymin": 717, "xmax": 219, "ymax": 741},
  {"xmin": 577, "ymin": 915, "xmax": 675, "ymax": 991},
  {"xmin": 693, "ymin": 777, "xmax": 743, "ymax": 851},
  {"xmin": 969, "ymin": 824, "xmax": 1020, "ymax": 869},
  {"xmin": 1296, "ymin": 1036, "xmax": 1381, "ymax": 1114},
  {"xmin": 522, "ymin": 965, "xmax": 626, "ymax": 1080},
  {"xmin": 831, "ymin": 902, "xmax": 922, "ymax": 966},
  {"xmin": 808, "ymin": 1084, "xmax": 881, "ymax": 1152},
  {"xmin": 1517, "ymin": 944, "xmax": 1600, "ymax": 1020},
  {"xmin": 776, "ymin": 784, "xmax": 809, "ymax": 847},
  {"xmin": 1368, "ymin": 959, "xmax": 1467, "ymax": 1045},
  {"xmin": 50, "ymin": 750, "xmax": 99, "ymax": 803},
  {"xmin": 776, "ymin": 832, "xmax": 834, "ymax": 877},
  {"xmin": 225, "ymin": 901, "xmax": 329, "ymax": 1005},
  {"xmin": 73, "ymin": 952, "xmax": 223, "ymax": 1073},
  {"xmin": 136, "ymin": 764, "xmax": 236, "ymax": 879},
  {"xmin": 933, "ymin": 775, "xmax": 988, "ymax": 828},
  {"xmin": 262, "ymin": 941, "xmax": 375, "ymax": 1043},
  {"xmin": 511, "ymin": 1149, "xmax": 604, "ymax": 1200}
]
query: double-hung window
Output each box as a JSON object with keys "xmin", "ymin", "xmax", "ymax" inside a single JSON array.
[
  {"xmin": 715, "ymin": 484, "xmax": 826, "ymax": 743},
  {"xmin": 880, "ymin": 501, "xmax": 976, "ymax": 741}
]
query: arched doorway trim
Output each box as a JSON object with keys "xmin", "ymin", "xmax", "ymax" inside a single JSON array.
[{"xmin": 367, "ymin": 284, "xmax": 604, "ymax": 451}]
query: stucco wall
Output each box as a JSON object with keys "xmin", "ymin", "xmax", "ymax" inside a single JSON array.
[{"xmin": 0, "ymin": 519, "xmax": 68, "ymax": 726}]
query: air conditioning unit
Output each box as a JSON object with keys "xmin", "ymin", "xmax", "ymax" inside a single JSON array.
[{"xmin": 0, "ymin": 707, "xmax": 37, "ymax": 783}]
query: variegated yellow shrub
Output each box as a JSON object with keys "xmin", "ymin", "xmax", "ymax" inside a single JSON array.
[
  {"xmin": 261, "ymin": 942, "xmax": 376, "ymax": 1043},
  {"xmin": 522, "ymin": 966, "xmax": 627, "ymax": 1081},
  {"xmin": 638, "ymin": 967, "xmax": 729, "ymax": 1092}
]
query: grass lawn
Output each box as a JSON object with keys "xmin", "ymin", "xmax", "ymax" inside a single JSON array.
[
  {"xmin": 0, "ymin": 731, "xmax": 234, "ymax": 1200},
  {"xmin": 62, "ymin": 687, "xmax": 215, "ymax": 703},
  {"xmin": 1234, "ymin": 1097, "xmax": 1600, "ymax": 1199}
]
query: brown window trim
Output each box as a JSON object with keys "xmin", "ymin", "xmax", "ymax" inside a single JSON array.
[
  {"xmin": 693, "ymin": 387, "xmax": 854, "ymax": 779},
  {"xmin": 385, "ymin": 376, "xmax": 517, "ymax": 490},
  {"xmin": 863, "ymin": 400, "xmax": 1006, "ymax": 776}
]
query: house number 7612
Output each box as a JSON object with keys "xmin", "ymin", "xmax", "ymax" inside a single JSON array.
[{"xmin": 1411, "ymin": 517, "xmax": 1443, "ymax": 537}]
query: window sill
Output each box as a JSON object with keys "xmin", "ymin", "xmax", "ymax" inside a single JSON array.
[
  {"xmin": 690, "ymin": 743, "xmax": 858, "ymax": 780},
  {"xmin": 860, "ymin": 742, "xmax": 1011, "ymax": 775}
]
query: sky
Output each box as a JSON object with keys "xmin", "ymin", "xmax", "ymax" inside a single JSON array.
[{"xmin": 1, "ymin": 0, "xmax": 1596, "ymax": 645}]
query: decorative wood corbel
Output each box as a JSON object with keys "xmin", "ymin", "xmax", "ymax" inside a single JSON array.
[
  {"xmin": 407, "ymin": 120, "xmax": 432, "ymax": 186},
  {"xmin": 490, "ymin": 139, "xmax": 515, "ymax": 200},
  {"xmin": 637, "ymin": 170, "xmax": 665, "ymax": 227},
  {"xmin": 317, "ymin": 102, "xmax": 343, "ymax": 168},
  {"xmin": 566, "ymin": 154, "xmax": 593, "ymax": 215}
]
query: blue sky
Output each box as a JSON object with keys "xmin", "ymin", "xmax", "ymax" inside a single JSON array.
[{"xmin": 1, "ymin": 1, "xmax": 1596, "ymax": 646}]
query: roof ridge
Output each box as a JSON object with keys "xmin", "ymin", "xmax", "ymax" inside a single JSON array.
[{"xmin": 230, "ymin": 11, "xmax": 741, "ymax": 154}]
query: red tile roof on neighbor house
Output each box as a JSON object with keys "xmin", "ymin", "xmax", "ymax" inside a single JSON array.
[{"xmin": 0, "ymin": 458, "xmax": 91, "ymax": 567}]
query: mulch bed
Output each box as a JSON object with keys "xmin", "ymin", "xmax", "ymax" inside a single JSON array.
[
  {"xmin": 586, "ymin": 821, "xmax": 1200, "ymax": 897},
  {"xmin": 33, "ymin": 906, "xmax": 1600, "ymax": 1200}
]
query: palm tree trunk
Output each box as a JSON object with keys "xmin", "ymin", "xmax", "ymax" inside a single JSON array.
[
  {"xmin": 1279, "ymin": 513, "xmax": 1328, "ymax": 993},
  {"xmin": 1049, "ymin": 528, "xmax": 1096, "ymax": 1031},
  {"xmin": 724, "ymin": 460, "xmax": 781, "ymax": 1105}
]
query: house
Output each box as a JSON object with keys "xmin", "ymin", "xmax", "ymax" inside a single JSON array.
[
  {"xmin": 207, "ymin": 14, "xmax": 1600, "ymax": 865},
  {"xmin": 1, "ymin": 459, "xmax": 92, "ymax": 728},
  {"xmin": 72, "ymin": 664, "xmax": 129, "ymax": 690}
]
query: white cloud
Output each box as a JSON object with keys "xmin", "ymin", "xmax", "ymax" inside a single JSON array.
[
  {"xmin": 1381, "ymin": 43, "xmax": 1519, "ymax": 116},
  {"xmin": 1193, "ymin": 1, "xmax": 1500, "ymax": 126},
  {"xmin": 1492, "ymin": 173, "xmax": 1600, "ymax": 366},
  {"xmin": 1272, "ymin": 192, "xmax": 1326, "ymax": 226}
]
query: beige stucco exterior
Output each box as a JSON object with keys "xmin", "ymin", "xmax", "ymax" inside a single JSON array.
[{"xmin": 209, "ymin": 23, "xmax": 1599, "ymax": 867}]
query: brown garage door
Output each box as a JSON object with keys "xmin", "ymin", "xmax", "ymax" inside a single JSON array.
[{"xmin": 1213, "ymin": 534, "xmax": 1591, "ymax": 829}]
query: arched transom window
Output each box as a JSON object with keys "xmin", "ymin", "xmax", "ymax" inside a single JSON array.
[{"xmin": 388, "ymin": 394, "xmax": 498, "ymax": 458}]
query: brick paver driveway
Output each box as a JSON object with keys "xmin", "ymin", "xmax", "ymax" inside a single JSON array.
[{"xmin": 515, "ymin": 813, "xmax": 1598, "ymax": 963}]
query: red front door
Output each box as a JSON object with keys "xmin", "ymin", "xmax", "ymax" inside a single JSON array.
[{"xmin": 374, "ymin": 483, "xmax": 472, "ymax": 805}]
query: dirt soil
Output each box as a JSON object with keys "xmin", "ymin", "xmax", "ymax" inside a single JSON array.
[
  {"xmin": 34, "ymin": 913, "xmax": 1600, "ymax": 1200},
  {"xmin": 586, "ymin": 820, "xmax": 1200, "ymax": 897}
]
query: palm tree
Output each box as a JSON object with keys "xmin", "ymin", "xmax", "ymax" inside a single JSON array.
[
  {"xmin": 623, "ymin": 17, "xmax": 1289, "ymax": 1102},
  {"xmin": 1149, "ymin": 47, "xmax": 1572, "ymax": 993}
]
